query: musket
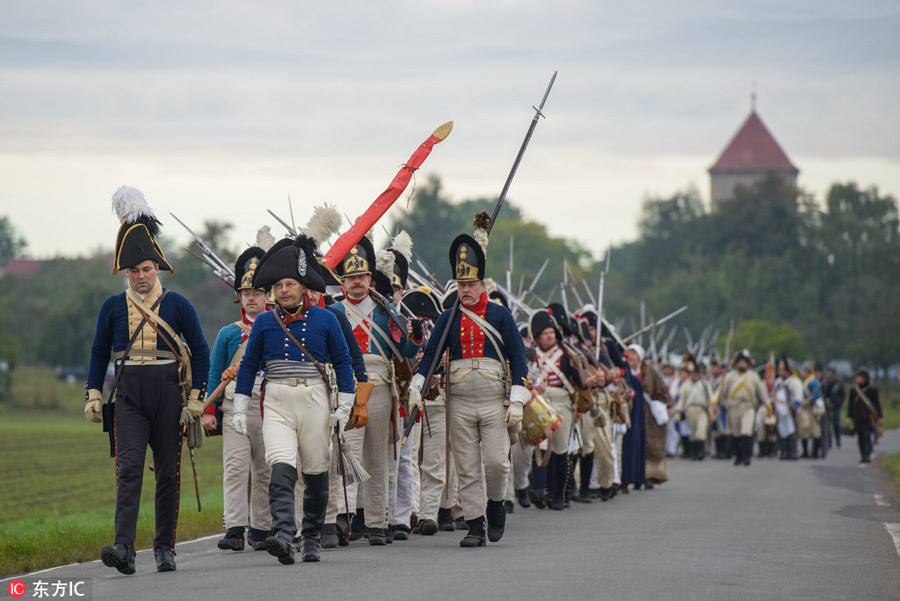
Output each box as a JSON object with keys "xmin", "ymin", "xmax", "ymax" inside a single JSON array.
[
  {"xmin": 564, "ymin": 260, "xmax": 586, "ymax": 308},
  {"xmin": 560, "ymin": 261, "xmax": 570, "ymax": 315},
  {"xmin": 267, "ymin": 209, "xmax": 299, "ymax": 237},
  {"xmin": 414, "ymin": 254, "xmax": 446, "ymax": 294},
  {"xmin": 594, "ymin": 271, "xmax": 604, "ymax": 360},
  {"xmin": 495, "ymin": 281, "xmax": 534, "ymax": 317},
  {"xmin": 403, "ymin": 71, "xmax": 557, "ymax": 447},
  {"xmin": 187, "ymin": 445, "xmax": 201, "ymax": 511},
  {"xmin": 170, "ymin": 213, "xmax": 235, "ymax": 286},
  {"xmin": 582, "ymin": 278, "xmax": 597, "ymax": 306},
  {"xmin": 521, "ymin": 258, "xmax": 550, "ymax": 304},
  {"xmin": 623, "ymin": 305, "xmax": 688, "ymax": 344}
]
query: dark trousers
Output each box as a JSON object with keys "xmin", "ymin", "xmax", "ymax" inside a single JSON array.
[
  {"xmin": 856, "ymin": 427, "xmax": 873, "ymax": 461},
  {"xmin": 114, "ymin": 363, "xmax": 184, "ymax": 550},
  {"xmin": 831, "ymin": 408, "xmax": 842, "ymax": 446}
]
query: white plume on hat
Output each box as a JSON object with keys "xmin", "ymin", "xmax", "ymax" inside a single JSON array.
[
  {"xmin": 256, "ymin": 225, "xmax": 276, "ymax": 252},
  {"xmin": 391, "ymin": 230, "xmax": 413, "ymax": 260},
  {"xmin": 111, "ymin": 185, "xmax": 155, "ymax": 223},
  {"xmin": 302, "ymin": 204, "xmax": 342, "ymax": 245},
  {"xmin": 375, "ymin": 249, "xmax": 395, "ymax": 279}
]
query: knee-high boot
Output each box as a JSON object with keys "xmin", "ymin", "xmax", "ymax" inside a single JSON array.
[
  {"xmin": 578, "ymin": 453, "xmax": 594, "ymax": 504},
  {"xmin": 266, "ymin": 463, "xmax": 297, "ymax": 564},
  {"xmin": 299, "ymin": 472, "xmax": 328, "ymax": 562},
  {"xmin": 732, "ymin": 436, "xmax": 743, "ymax": 466}
]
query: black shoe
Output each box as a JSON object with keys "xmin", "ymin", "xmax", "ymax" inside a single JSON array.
[
  {"xmin": 350, "ymin": 509, "xmax": 367, "ymax": 541},
  {"xmin": 527, "ymin": 488, "xmax": 546, "ymax": 509},
  {"xmin": 248, "ymin": 528, "xmax": 269, "ymax": 551},
  {"xmin": 390, "ymin": 524, "xmax": 410, "ymax": 541},
  {"xmin": 551, "ymin": 501, "xmax": 565, "ymax": 510},
  {"xmin": 154, "ymin": 545, "xmax": 176, "ymax": 572},
  {"xmin": 368, "ymin": 528, "xmax": 387, "ymax": 546},
  {"xmin": 266, "ymin": 535, "xmax": 295, "ymax": 565},
  {"xmin": 459, "ymin": 517, "xmax": 486, "ymax": 548},
  {"xmin": 418, "ymin": 519, "xmax": 438, "ymax": 535},
  {"xmin": 680, "ymin": 436, "xmax": 692, "ymax": 458},
  {"xmin": 410, "ymin": 513, "xmax": 418, "ymax": 530},
  {"xmin": 811, "ymin": 438, "xmax": 821, "ymax": 459},
  {"xmin": 504, "ymin": 499, "xmax": 515, "ymax": 514},
  {"xmin": 335, "ymin": 514, "xmax": 350, "ymax": 547},
  {"xmin": 486, "ymin": 499, "xmax": 506, "ymax": 543},
  {"xmin": 385, "ymin": 528, "xmax": 393, "ymax": 544},
  {"xmin": 619, "ymin": 482, "xmax": 630, "ymax": 494},
  {"xmin": 101, "ymin": 543, "xmax": 135, "ymax": 575},
  {"xmin": 599, "ymin": 487, "xmax": 612, "ymax": 502},
  {"xmin": 299, "ymin": 536, "xmax": 320, "ymax": 562},
  {"xmin": 516, "ymin": 488, "xmax": 532, "ymax": 508},
  {"xmin": 217, "ymin": 526, "xmax": 245, "ymax": 551},
  {"xmin": 455, "ymin": 517, "xmax": 467, "ymax": 531},
  {"xmin": 321, "ymin": 524, "xmax": 339, "ymax": 549},
  {"xmin": 438, "ymin": 507, "xmax": 456, "ymax": 532}
]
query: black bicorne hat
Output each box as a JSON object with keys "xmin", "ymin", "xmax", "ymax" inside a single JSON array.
[
  {"xmin": 441, "ymin": 288, "xmax": 458, "ymax": 310},
  {"xmin": 546, "ymin": 303, "xmax": 572, "ymax": 337},
  {"xmin": 733, "ymin": 348, "xmax": 754, "ymax": 367},
  {"xmin": 402, "ymin": 289, "xmax": 442, "ymax": 320},
  {"xmin": 336, "ymin": 236, "xmax": 376, "ymax": 278},
  {"xmin": 488, "ymin": 289, "xmax": 508, "ymax": 309},
  {"xmin": 252, "ymin": 235, "xmax": 326, "ymax": 293},
  {"xmin": 234, "ymin": 247, "xmax": 265, "ymax": 291},
  {"xmin": 528, "ymin": 308, "xmax": 560, "ymax": 341},
  {"xmin": 576, "ymin": 319, "xmax": 591, "ymax": 343},
  {"xmin": 449, "ymin": 234, "xmax": 485, "ymax": 282},
  {"xmin": 110, "ymin": 186, "xmax": 172, "ymax": 274},
  {"xmin": 580, "ymin": 309, "xmax": 598, "ymax": 329}
]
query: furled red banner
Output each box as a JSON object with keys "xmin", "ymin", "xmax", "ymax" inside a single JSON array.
[{"xmin": 324, "ymin": 121, "xmax": 453, "ymax": 268}]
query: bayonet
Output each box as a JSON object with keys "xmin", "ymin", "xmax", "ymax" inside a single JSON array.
[
  {"xmin": 623, "ymin": 305, "xmax": 688, "ymax": 344},
  {"xmin": 170, "ymin": 213, "xmax": 235, "ymax": 286},
  {"xmin": 267, "ymin": 209, "xmax": 299, "ymax": 237}
]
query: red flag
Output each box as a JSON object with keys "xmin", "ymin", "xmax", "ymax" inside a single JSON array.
[{"xmin": 324, "ymin": 122, "xmax": 453, "ymax": 269}]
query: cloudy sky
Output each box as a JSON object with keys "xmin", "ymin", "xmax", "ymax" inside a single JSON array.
[{"xmin": 1, "ymin": 0, "xmax": 898, "ymax": 261}]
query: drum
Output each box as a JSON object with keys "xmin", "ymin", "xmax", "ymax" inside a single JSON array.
[{"xmin": 522, "ymin": 394, "xmax": 563, "ymax": 446}]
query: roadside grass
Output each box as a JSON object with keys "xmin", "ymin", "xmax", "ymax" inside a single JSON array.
[
  {"xmin": 882, "ymin": 452, "xmax": 900, "ymax": 488},
  {"xmin": 880, "ymin": 383, "xmax": 900, "ymax": 430},
  {"xmin": 0, "ymin": 410, "xmax": 225, "ymax": 578}
]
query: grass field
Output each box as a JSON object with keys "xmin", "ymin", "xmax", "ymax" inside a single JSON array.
[{"xmin": 0, "ymin": 369, "xmax": 226, "ymax": 577}]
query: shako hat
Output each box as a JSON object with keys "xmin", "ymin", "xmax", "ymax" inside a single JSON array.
[
  {"xmin": 234, "ymin": 247, "xmax": 265, "ymax": 291},
  {"xmin": 337, "ymin": 235, "xmax": 376, "ymax": 278},
  {"xmin": 252, "ymin": 234, "xmax": 326, "ymax": 293},
  {"xmin": 110, "ymin": 186, "xmax": 172, "ymax": 274},
  {"xmin": 388, "ymin": 230, "xmax": 413, "ymax": 290},
  {"xmin": 449, "ymin": 210, "xmax": 491, "ymax": 282}
]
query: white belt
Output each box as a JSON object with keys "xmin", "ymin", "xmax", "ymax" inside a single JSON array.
[
  {"xmin": 123, "ymin": 359, "xmax": 176, "ymax": 366},
  {"xmin": 449, "ymin": 358, "xmax": 503, "ymax": 374},
  {"xmin": 268, "ymin": 378, "xmax": 325, "ymax": 388}
]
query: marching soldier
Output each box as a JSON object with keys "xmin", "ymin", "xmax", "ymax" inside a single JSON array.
[
  {"xmin": 846, "ymin": 368, "xmax": 882, "ymax": 463},
  {"xmin": 204, "ymin": 241, "xmax": 271, "ymax": 552},
  {"xmin": 774, "ymin": 355, "xmax": 802, "ymax": 460},
  {"xmin": 409, "ymin": 213, "xmax": 529, "ymax": 546},
  {"xmin": 797, "ymin": 362, "xmax": 825, "ymax": 458},
  {"xmin": 674, "ymin": 354, "xmax": 712, "ymax": 460},
  {"xmin": 717, "ymin": 349, "xmax": 767, "ymax": 467},
  {"xmin": 330, "ymin": 235, "xmax": 422, "ymax": 546},
  {"xmin": 86, "ymin": 186, "xmax": 210, "ymax": 574},
  {"xmin": 232, "ymin": 234, "xmax": 356, "ymax": 564}
]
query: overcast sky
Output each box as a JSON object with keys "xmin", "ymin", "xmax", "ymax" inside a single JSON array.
[{"xmin": 1, "ymin": 0, "xmax": 898, "ymax": 261}]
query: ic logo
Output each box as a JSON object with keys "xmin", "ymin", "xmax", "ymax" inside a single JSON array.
[{"xmin": 7, "ymin": 580, "xmax": 26, "ymax": 598}]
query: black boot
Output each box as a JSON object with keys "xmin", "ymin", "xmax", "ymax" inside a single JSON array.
[
  {"xmin": 418, "ymin": 518, "xmax": 438, "ymax": 535},
  {"xmin": 350, "ymin": 508, "xmax": 367, "ymax": 541},
  {"xmin": 265, "ymin": 462, "xmax": 297, "ymax": 565},
  {"xmin": 801, "ymin": 439, "xmax": 809, "ymax": 458},
  {"xmin": 788, "ymin": 436, "xmax": 799, "ymax": 460},
  {"xmin": 321, "ymin": 524, "xmax": 339, "ymax": 549},
  {"xmin": 724, "ymin": 435, "xmax": 735, "ymax": 459},
  {"xmin": 438, "ymin": 507, "xmax": 455, "ymax": 532},
  {"xmin": 298, "ymin": 472, "xmax": 327, "ymax": 561},
  {"xmin": 563, "ymin": 455, "xmax": 575, "ymax": 507},
  {"xmin": 694, "ymin": 440, "xmax": 705, "ymax": 460},
  {"xmin": 486, "ymin": 499, "xmax": 506, "ymax": 542},
  {"xmin": 101, "ymin": 543, "xmax": 136, "ymax": 575},
  {"xmin": 248, "ymin": 528, "xmax": 269, "ymax": 551},
  {"xmin": 390, "ymin": 523, "xmax": 411, "ymax": 541},
  {"xmin": 811, "ymin": 438, "xmax": 821, "ymax": 459},
  {"xmin": 515, "ymin": 488, "xmax": 531, "ymax": 508},
  {"xmin": 549, "ymin": 453, "xmax": 567, "ymax": 510},
  {"xmin": 459, "ymin": 516, "xmax": 486, "ymax": 548},
  {"xmin": 335, "ymin": 513, "xmax": 350, "ymax": 547},
  {"xmin": 579, "ymin": 454, "xmax": 594, "ymax": 504},
  {"xmin": 742, "ymin": 436, "xmax": 752, "ymax": 466},
  {"xmin": 529, "ymin": 457, "xmax": 548, "ymax": 508},
  {"xmin": 217, "ymin": 526, "xmax": 245, "ymax": 551},
  {"xmin": 733, "ymin": 436, "xmax": 743, "ymax": 466},
  {"xmin": 778, "ymin": 438, "xmax": 787, "ymax": 459},
  {"xmin": 681, "ymin": 436, "xmax": 692, "ymax": 458},
  {"xmin": 154, "ymin": 545, "xmax": 176, "ymax": 572}
]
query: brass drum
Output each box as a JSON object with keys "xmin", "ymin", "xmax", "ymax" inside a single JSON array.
[{"xmin": 522, "ymin": 394, "xmax": 563, "ymax": 446}]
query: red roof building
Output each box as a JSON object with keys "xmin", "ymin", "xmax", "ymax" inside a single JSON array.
[
  {"xmin": 0, "ymin": 258, "xmax": 44, "ymax": 279},
  {"xmin": 709, "ymin": 109, "xmax": 798, "ymax": 208}
]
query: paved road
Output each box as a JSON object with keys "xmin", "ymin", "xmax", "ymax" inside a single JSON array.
[{"xmin": 6, "ymin": 431, "xmax": 900, "ymax": 601}]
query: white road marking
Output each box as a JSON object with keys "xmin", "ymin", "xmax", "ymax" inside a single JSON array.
[
  {"xmin": 884, "ymin": 523, "xmax": 900, "ymax": 560},
  {"xmin": 874, "ymin": 494, "xmax": 889, "ymax": 508}
]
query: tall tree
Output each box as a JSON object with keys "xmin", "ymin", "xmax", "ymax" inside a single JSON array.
[{"xmin": 0, "ymin": 216, "xmax": 27, "ymax": 265}]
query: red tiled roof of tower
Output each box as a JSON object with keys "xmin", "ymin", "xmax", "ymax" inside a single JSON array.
[{"xmin": 709, "ymin": 111, "xmax": 798, "ymax": 175}]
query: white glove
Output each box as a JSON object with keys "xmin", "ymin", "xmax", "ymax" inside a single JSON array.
[
  {"xmin": 408, "ymin": 373, "xmax": 425, "ymax": 413},
  {"xmin": 84, "ymin": 389, "xmax": 102, "ymax": 423},
  {"xmin": 330, "ymin": 392, "xmax": 354, "ymax": 432},
  {"xmin": 232, "ymin": 393, "xmax": 250, "ymax": 436},
  {"xmin": 506, "ymin": 401, "xmax": 524, "ymax": 428},
  {"xmin": 510, "ymin": 385, "xmax": 531, "ymax": 405}
]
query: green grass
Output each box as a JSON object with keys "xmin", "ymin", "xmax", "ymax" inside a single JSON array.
[
  {"xmin": 0, "ymin": 411, "xmax": 225, "ymax": 577},
  {"xmin": 880, "ymin": 383, "xmax": 900, "ymax": 430},
  {"xmin": 881, "ymin": 452, "xmax": 900, "ymax": 489}
]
